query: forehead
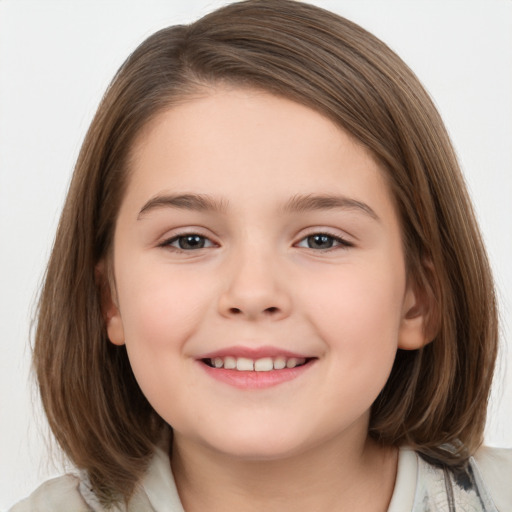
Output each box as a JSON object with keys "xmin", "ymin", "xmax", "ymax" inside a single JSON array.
[{"xmin": 124, "ymin": 87, "xmax": 395, "ymax": 219}]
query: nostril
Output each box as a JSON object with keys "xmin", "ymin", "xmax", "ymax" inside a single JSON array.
[{"xmin": 227, "ymin": 306, "xmax": 279, "ymax": 316}]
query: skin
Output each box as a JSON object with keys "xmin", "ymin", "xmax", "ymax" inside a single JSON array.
[{"xmin": 103, "ymin": 87, "xmax": 428, "ymax": 511}]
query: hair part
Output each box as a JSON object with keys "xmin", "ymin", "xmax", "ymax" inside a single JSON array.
[{"xmin": 33, "ymin": 0, "xmax": 498, "ymax": 505}]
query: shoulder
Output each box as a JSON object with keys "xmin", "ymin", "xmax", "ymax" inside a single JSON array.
[
  {"xmin": 8, "ymin": 445, "xmax": 178, "ymax": 512},
  {"xmin": 401, "ymin": 445, "xmax": 511, "ymax": 512},
  {"xmin": 9, "ymin": 474, "xmax": 91, "ymax": 511},
  {"xmin": 473, "ymin": 445, "xmax": 512, "ymax": 511}
]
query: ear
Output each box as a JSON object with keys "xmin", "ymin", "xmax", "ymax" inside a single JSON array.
[
  {"xmin": 398, "ymin": 271, "xmax": 439, "ymax": 350},
  {"xmin": 95, "ymin": 261, "xmax": 125, "ymax": 346}
]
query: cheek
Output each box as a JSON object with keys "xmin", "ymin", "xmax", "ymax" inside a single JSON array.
[
  {"xmin": 113, "ymin": 263, "xmax": 214, "ymax": 391},
  {"xmin": 305, "ymin": 261, "xmax": 404, "ymax": 333},
  {"xmin": 117, "ymin": 262, "xmax": 211, "ymax": 340},
  {"xmin": 301, "ymin": 261, "xmax": 405, "ymax": 388}
]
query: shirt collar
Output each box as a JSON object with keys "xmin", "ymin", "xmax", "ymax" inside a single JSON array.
[{"xmin": 141, "ymin": 446, "xmax": 185, "ymax": 512}]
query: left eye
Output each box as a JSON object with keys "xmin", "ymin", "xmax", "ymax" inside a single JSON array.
[
  {"xmin": 163, "ymin": 234, "xmax": 214, "ymax": 250},
  {"xmin": 296, "ymin": 233, "xmax": 351, "ymax": 250}
]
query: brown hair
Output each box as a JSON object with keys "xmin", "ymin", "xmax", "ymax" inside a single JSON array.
[{"xmin": 33, "ymin": 0, "xmax": 498, "ymax": 505}]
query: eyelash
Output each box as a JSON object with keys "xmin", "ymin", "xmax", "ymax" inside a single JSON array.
[
  {"xmin": 296, "ymin": 232, "xmax": 353, "ymax": 251},
  {"xmin": 159, "ymin": 233, "xmax": 216, "ymax": 251},
  {"xmin": 159, "ymin": 232, "xmax": 353, "ymax": 252}
]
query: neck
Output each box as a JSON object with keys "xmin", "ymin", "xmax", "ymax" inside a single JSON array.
[{"xmin": 170, "ymin": 431, "xmax": 397, "ymax": 512}]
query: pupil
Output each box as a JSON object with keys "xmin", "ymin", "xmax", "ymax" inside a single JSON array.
[
  {"xmin": 179, "ymin": 235, "xmax": 205, "ymax": 249},
  {"xmin": 308, "ymin": 234, "xmax": 333, "ymax": 249}
]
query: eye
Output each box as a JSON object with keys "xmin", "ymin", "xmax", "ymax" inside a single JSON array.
[
  {"xmin": 162, "ymin": 234, "xmax": 215, "ymax": 251},
  {"xmin": 296, "ymin": 233, "xmax": 352, "ymax": 250}
]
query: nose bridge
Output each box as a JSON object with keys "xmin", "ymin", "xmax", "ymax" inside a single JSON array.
[{"xmin": 219, "ymin": 236, "xmax": 290, "ymax": 320}]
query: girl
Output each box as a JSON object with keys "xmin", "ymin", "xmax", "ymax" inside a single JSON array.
[{"xmin": 9, "ymin": 1, "xmax": 511, "ymax": 510}]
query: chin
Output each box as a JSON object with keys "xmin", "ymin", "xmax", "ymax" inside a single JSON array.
[{"xmin": 198, "ymin": 423, "xmax": 314, "ymax": 462}]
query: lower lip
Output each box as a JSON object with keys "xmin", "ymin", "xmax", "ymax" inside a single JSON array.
[{"xmin": 199, "ymin": 361, "xmax": 315, "ymax": 389}]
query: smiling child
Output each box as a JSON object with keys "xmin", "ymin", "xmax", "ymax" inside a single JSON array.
[{"xmin": 10, "ymin": 1, "xmax": 512, "ymax": 511}]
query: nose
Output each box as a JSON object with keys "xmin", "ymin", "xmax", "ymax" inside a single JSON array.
[{"xmin": 217, "ymin": 247, "xmax": 292, "ymax": 321}]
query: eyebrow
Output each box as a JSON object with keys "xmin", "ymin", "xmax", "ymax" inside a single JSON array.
[
  {"xmin": 138, "ymin": 193, "xmax": 228, "ymax": 219},
  {"xmin": 137, "ymin": 192, "xmax": 379, "ymax": 221},
  {"xmin": 282, "ymin": 194, "xmax": 379, "ymax": 220}
]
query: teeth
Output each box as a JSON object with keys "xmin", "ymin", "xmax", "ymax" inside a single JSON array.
[
  {"xmin": 286, "ymin": 357, "xmax": 298, "ymax": 368},
  {"xmin": 224, "ymin": 356, "xmax": 236, "ymax": 369},
  {"xmin": 254, "ymin": 357, "xmax": 273, "ymax": 372},
  {"xmin": 273, "ymin": 356, "xmax": 286, "ymax": 370},
  {"xmin": 208, "ymin": 356, "xmax": 307, "ymax": 371},
  {"xmin": 236, "ymin": 357, "xmax": 254, "ymax": 371}
]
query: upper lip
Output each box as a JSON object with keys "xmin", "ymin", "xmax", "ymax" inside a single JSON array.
[{"xmin": 196, "ymin": 345, "xmax": 314, "ymax": 360}]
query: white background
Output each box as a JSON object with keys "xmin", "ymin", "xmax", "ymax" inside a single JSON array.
[{"xmin": 1, "ymin": 0, "xmax": 511, "ymax": 508}]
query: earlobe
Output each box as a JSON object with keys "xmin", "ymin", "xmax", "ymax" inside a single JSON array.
[
  {"xmin": 398, "ymin": 281, "xmax": 437, "ymax": 351},
  {"xmin": 105, "ymin": 309, "xmax": 126, "ymax": 346},
  {"xmin": 95, "ymin": 261, "xmax": 125, "ymax": 346}
]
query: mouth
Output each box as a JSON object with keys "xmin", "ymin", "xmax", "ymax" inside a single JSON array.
[
  {"xmin": 197, "ymin": 350, "xmax": 317, "ymax": 389},
  {"xmin": 201, "ymin": 355, "xmax": 313, "ymax": 371}
]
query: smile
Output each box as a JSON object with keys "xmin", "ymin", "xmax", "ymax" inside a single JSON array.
[
  {"xmin": 197, "ymin": 348, "xmax": 317, "ymax": 389},
  {"xmin": 203, "ymin": 356, "xmax": 309, "ymax": 371}
]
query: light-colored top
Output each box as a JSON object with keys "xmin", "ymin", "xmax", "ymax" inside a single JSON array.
[{"xmin": 9, "ymin": 446, "xmax": 512, "ymax": 511}]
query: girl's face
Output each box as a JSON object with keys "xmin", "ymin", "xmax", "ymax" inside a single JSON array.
[{"xmin": 105, "ymin": 87, "xmax": 425, "ymax": 460}]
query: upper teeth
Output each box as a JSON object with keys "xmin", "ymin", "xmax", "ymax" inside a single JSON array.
[{"xmin": 210, "ymin": 356, "xmax": 306, "ymax": 371}]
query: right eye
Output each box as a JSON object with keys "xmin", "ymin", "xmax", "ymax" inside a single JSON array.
[{"xmin": 161, "ymin": 234, "xmax": 215, "ymax": 251}]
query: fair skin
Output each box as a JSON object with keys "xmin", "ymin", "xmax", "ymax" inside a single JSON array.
[{"xmin": 103, "ymin": 87, "xmax": 427, "ymax": 511}]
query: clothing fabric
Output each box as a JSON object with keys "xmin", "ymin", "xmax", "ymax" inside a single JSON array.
[{"xmin": 9, "ymin": 446, "xmax": 512, "ymax": 511}]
